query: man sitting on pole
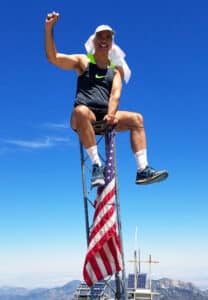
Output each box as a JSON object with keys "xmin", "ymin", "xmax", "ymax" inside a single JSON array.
[{"xmin": 45, "ymin": 11, "xmax": 168, "ymax": 187}]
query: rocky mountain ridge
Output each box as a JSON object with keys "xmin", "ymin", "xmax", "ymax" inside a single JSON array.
[
  {"xmin": 152, "ymin": 278, "xmax": 208, "ymax": 300},
  {"xmin": 0, "ymin": 278, "xmax": 207, "ymax": 300}
]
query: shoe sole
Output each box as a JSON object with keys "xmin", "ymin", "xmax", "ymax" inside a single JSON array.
[
  {"xmin": 91, "ymin": 178, "xmax": 105, "ymax": 188},
  {"xmin": 136, "ymin": 171, "xmax": 168, "ymax": 185}
]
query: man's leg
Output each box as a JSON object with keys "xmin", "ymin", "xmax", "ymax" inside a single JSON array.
[
  {"xmin": 115, "ymin": 110, "xmax": 147, "ymax": 165},
  {"xmin": 71, "ymin": 105, "xmax": 96, "ymax": 148},
  {"xmin": 71, "ymin": 105, "xmax": 105, "ymax": 187},
  {"xmin": 115, "ymin": 110, "xmax": 168, "ymax": 184}
]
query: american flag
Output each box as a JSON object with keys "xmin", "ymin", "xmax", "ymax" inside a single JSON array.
[{"xmin": 83, "ymin": 131, "xmax": 123, "ymax": 287}]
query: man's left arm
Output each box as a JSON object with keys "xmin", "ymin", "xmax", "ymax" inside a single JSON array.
[{"xmin": 104, "ymin": 67, "xmax": 123, "ymax": 124}]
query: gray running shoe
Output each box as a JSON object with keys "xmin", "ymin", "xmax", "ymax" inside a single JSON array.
[
  {"xmin": 91, "ymin": 164, "xmax": 105, "ymax": 187},
  {"xmin": 136, "ymin": 166, "xmax": 168, "ymax": 185}
]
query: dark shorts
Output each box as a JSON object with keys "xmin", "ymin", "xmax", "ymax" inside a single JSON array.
[
  {"xmin": 89, "ymin": 106, "xmax": 107, "ymax": 121},
  {"xmin": 72, "ymin": 104, "xmax": 114, "ymax": 134},
  {"xmin": 74, "ymin": 104, "xmax": 107, "ymax": 121}
]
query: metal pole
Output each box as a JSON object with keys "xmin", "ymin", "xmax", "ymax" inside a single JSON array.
[
  {"xmin": 79, "ymin": 127, "xmax": 127, "ymax": 300},
  {"xmin": 79, "ymin": 142, "xmax": 90, "ymax": 245},
  {"xmin": 149, "ymin": 255, "xmax": 152, "ymax": 291},
  {"xmin": 111, "ymin": 132, "xmax": 127, "ymax": 300},
  {"xmin": 105, "ymin": 133, "xmax": 120, "ymax": 300}
]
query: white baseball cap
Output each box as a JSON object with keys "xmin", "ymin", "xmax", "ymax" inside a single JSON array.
[{"xmin": 95, "ymin": 25, "xmax": 115, "ymax": 35}]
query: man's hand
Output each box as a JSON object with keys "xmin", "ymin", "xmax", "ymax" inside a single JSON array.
[
  {"xmin": 45, "ymin": 11, "xmax": 59, "ymax": 28},
  {"xmin": 103, "ymin": 114, "xmax": 118, "ymax": 125}
]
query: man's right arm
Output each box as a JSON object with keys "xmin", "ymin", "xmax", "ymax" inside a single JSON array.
[{"xmin": 45, "ymin": 12, "xmax": 83, "ymax": 71}]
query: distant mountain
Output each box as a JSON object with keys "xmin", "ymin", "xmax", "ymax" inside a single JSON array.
[
  {"xmin": 0, "ymin": 280, "xmax": 80, "ymax": 300},
  {"xmin": 152, "ymin": 278, "xmax": 208, "ymax": 300},
  {"xmin": 0, "ymin": 278, "xmax": 208, "ymax": 300}
]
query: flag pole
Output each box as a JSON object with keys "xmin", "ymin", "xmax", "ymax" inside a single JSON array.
[
  {"xmin": 110, "ymin": 131, "xmax": 128, "ymax": 300},
  {"xmin": 79, "ymin": 142, "xmax": 90, "ymax": 245}
]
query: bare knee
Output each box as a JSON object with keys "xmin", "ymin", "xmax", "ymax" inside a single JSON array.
[
  {"xmin": 133, "ymin": 112, "xmax": 144, "ymax": 128},
  {"xmin": 71, "ymin": 105, "xmax": 95, "ymax": 130},
  {"xmin": 73, "ymin": 105, "xmax": 90, "ymax": 119}
]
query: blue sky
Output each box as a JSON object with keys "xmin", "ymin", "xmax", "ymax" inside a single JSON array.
[{"xmin": 0, "ymin": 0, "xmax": 208, "ymax": 289}]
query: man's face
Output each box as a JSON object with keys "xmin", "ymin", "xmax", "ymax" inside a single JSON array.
[{"xmin": 93, "ymin": 30, "xmax": 113, "ymax": 53}]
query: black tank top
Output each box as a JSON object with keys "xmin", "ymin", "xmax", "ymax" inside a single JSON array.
[{"xmin": 74, "ymin": 54, "xmax": 115, "ymax": 109}]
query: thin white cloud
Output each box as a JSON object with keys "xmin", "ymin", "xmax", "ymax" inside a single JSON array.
[
  {"xmin": 42, "ymin": 122, "xmax": 69, "ymax": 129},
  {"xmin": 50, "ymin": 137, "xmax": 70, "ymax": 143},
  {"xmin": 2, "ymin": 136, "xmax": 70, "ymax": 149}
]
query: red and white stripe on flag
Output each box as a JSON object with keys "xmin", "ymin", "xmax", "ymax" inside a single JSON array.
[{"xmin": 83, "ymin": 131, "xmax": 123, "ymax": 287}]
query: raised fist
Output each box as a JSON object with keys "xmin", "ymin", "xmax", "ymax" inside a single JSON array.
[{"xmin": 45, "ymin": 11, "xmax": 59, "ymax": 28}]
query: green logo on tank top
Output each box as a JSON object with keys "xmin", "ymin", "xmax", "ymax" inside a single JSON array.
[{"xmin": 95, "ymin": 74, "xmax": 106, "ymax": 79}]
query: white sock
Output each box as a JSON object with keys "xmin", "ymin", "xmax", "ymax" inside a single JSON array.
[
  {"xmin": 86, "ymin": 146, "xmax": 102, "ymax": 167},
  {"xmin": 134, "ymin": 149, "xmax": 148, "ymax": 172}
]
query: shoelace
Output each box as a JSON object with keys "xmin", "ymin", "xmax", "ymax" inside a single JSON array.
[
  {"xmin": 140, "ymin": 166, "xmax": 156, "ymax": 177},
  {"xmin": 93, "ymin": 165, "xmax": 103, "ymax": 177}
]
